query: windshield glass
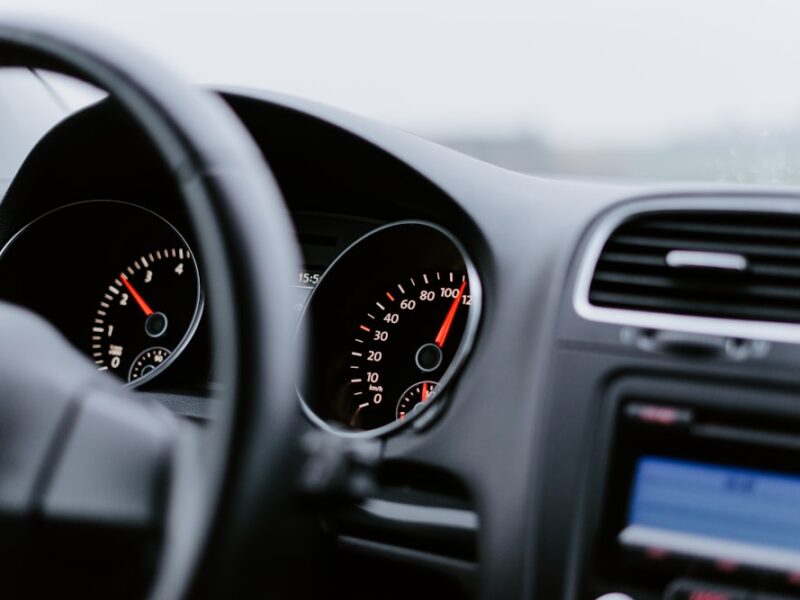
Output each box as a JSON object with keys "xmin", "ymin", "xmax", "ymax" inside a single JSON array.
[{"xmin": 7, "ymin": 0, "xmax": 800, "ymax": 184}]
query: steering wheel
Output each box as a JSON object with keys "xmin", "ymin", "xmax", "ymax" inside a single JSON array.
[{"xmin": 0, "ymin": 17, "xmax": 304, "ymax": 599}]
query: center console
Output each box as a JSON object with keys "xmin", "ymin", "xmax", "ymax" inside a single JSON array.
[
  {"xmin": 579, "ymin": 378, "xmax": 800, "ymax": 600},
  {"xmin": 548, "ymin": 197, "xmax": 800, "ymax": 600}
]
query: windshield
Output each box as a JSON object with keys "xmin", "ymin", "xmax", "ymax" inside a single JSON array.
[{"xmin": 6, "ymin": 0, "xmax": 800, "ymax": 184}]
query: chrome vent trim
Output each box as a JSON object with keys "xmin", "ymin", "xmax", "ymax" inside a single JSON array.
[{"xmin": 573, "ymin": 196, "xmax": 800, "ymax": 345}]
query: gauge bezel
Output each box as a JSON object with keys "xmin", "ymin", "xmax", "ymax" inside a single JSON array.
[
  {"xmin": 296, "ymin": 219, "xmax": 483, "ymax": 438},
  {"xmin": 0, "ymin": 199, "xmax": 204, "ymax": 388}
]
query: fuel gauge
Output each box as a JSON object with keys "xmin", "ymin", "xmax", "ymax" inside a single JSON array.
[{"xmin": 396, "ymin": 380, "xmax": 438, "ymax": 421}]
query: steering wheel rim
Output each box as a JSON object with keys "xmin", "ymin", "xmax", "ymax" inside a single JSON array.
[{"xmin": 0, "ymin": 16, "xmax": 304, "ymax": 599}]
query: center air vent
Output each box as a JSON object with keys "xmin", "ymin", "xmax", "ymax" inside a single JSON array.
[{"xmin": 587, "ymin": 209, "xmax": 800, "ymax": 325}]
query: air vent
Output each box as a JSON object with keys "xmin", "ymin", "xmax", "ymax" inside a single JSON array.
[{"xmin": 588, "ymin": 209, "xmax": 800, "ymax": 324}]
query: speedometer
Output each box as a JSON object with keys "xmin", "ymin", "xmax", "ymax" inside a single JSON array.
[
  {"xmin": 347, "ymin": 270, "xmax": 471, "ymax": 430},
  {"xmin": 298, "ymin": 221, "xmax": 481, "ymax": 436}
]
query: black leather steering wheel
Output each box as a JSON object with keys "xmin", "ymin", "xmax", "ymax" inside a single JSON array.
[{"xmin": 0, "ymin": 17, "xmax": 304, "ymax": 599}]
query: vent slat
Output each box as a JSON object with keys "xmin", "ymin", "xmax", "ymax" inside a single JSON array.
[
  {"xmin": 589, "ymin": 290, "xmax": 800, "ymax": 323},
  {"xmin": 588, "ymin": 210, "xmax": 800, "ymax": 325},
  {"xmin": 599, "ymin": 256, "xmax": 800, "ymax": 281},
  {"xmin": 599, "ymin": 252, "xmax": 666, "ymax": 267},
  {"xmin": 592, "ymin": 271, "xmax": 800, "ymax": 301},
  {"xmin": 636, "ymin": 220, "xmax": 800, "ymax": 242},
  {"xmin": 612, "ymin": 234, "xmax": 800, "ymax": 260}
]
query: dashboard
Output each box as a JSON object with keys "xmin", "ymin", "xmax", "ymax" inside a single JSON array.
[
  {"xmin": 0, "ymin": 92, "xmax": 489, "ymax": 436},
  {"xmin": 7, "ymin": 82, "xmax": 800, "ymax": 600}
]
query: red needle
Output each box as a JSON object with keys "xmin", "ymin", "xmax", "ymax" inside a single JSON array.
[
  {"xmin": 434, "ymin": 280, "xmax": 467, "ymax": 348},
  {"xmin": 422, "ymin": 382, "xmax": 430, "ymax": 402},
  {"xmin": 121, "ymin": 275, "xmax": 154, "ymax": 316}
]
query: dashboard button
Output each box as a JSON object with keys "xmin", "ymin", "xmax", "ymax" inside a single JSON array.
[{"xmin": 664, "ymin": 579, "xmax": 748, "ymax": 600}]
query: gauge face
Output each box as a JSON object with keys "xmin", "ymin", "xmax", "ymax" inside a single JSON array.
[
  {"xmin": 396, "ymin": 380, "xmax": 439, "ymax": 421},
  {"xmin": 298, "ymin": 221, "xmax": 481, "ymax": 436},
  {"xmin": 347, "ymin": 272, "xmax": 470, "ymax": 430},
  {"xmin": 0, "ymin": 201, "xmax": 203, "ymax": 387},
  {"xmin": 129, "ymin": 347, "xmax": 171, "ymax": 381},
  {"xmin": 93, "ymin": 247, "xmax": 199, "ymax": 382}
]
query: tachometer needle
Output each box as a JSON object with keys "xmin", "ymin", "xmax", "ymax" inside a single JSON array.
[
  {"xmin": 434, "ymin": 280, "xmax": 467, "ymax": 348},
  {"xmin": 422, "ymin": 382, "xmax": 430, "ymax": 402},
  {"xmin": 121, "ymin": 275, "xmax": 154, "ymax": 316}
]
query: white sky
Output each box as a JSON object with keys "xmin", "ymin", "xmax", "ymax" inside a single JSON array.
[{"xmin": 3, "ymin": 0, "xmax": 800, "ymax": 147}]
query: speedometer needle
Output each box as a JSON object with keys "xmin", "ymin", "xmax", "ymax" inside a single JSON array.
[
  {"xmin": 121, "ymin": 275, "xmax": 154, "ymax": 316},
  {"xmin": 434, "ymin": 280, "xmax": 467, "ymax": 348}
]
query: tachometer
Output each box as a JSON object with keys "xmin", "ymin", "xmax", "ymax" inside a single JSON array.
[
  {"xmin": 0, "ymin": 200, "xmax": 203, "ymax": 387},
  {"xmin": 92, "ymin": 246, "xmax": 200, "ymax": 382},
  {"xmin": 298, "ymin": 221, "xmax": 481, "ymax": 436}
]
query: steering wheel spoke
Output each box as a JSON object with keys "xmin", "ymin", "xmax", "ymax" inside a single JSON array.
[
  {"xmin": 0, "ymin": 303, "xmax": 179, "ymax": 595},
  {"xmin": 39, "ymin": 387, "xmax": 175, "ymax": 530}
]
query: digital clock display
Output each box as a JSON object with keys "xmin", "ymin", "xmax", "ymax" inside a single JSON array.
[{"xmin": 292, "ymin": 269, "xmax": 323, "ymax": 314}]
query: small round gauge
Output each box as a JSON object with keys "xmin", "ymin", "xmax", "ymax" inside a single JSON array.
[
  {"xmin": 92, "ymin": 246, "xmax": 200, "ymax": 383},
  {"xmin": 396, "ymin": 380, "xmax": 438, "ymax": 421},
  {"xmin": 298, "ymin": 221, "xmax": 481, "ymax": 436},
  {"xmin": 129, "ymin": 347, "xmax": 171, "ymax": 381}
]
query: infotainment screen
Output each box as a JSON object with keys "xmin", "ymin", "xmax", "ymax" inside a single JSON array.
[{"xmin": 620, "ymin": 456, "xmax": 800, "ymax": 571}]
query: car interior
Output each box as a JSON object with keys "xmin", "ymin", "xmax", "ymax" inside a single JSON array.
[{"xmin": 3, "ymin": 11, "xmax": 800, "ymax": 600}]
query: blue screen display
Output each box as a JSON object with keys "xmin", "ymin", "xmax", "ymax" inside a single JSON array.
[{"xmin": 628, "ymin": 456, "xmax": 800, "ymax": 553}]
